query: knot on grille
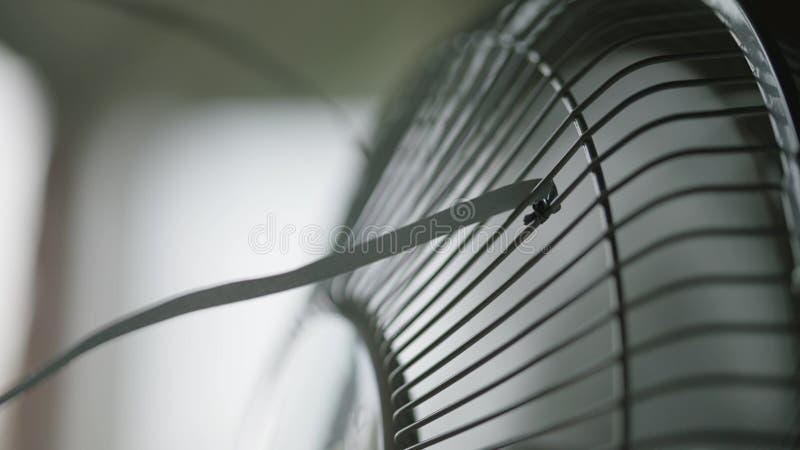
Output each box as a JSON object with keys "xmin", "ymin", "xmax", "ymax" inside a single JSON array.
[
  {"xmin": 523, "ymin": 180, "xmax": 560, "ymax": 226},
  {"xmin": 523, "ymin": 198, "xmax": 553, "ymax": 225}
]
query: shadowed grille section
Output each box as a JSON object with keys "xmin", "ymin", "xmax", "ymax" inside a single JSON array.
[{"xmin": 329, "ymin": 1, "xmax": 800, "ymax": 448}]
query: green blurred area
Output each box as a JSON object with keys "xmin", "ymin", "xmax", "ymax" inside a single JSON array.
[{"xmin": 0, "ymin": 0, "xmax": 500, "ymax": 115}]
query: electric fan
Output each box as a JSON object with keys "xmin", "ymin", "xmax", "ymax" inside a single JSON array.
[
  {"xmin": 1, "ymin": 0, "xmax": 797, "ymax": 449},
  {"xmin": 251, "ymin": 0, "xmax": 800, "ymax": 449}
]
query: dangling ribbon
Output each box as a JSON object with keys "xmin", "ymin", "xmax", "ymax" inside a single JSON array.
[{"xmin": 0, "ymin": 178, "xmax": 557, "ymax": 406}]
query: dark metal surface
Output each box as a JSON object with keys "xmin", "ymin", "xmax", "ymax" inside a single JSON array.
[{"xmin": 326, "ymin": 0, "xmax": 800, "ymax": 448}]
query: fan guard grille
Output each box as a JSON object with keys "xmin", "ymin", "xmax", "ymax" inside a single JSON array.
[{"xmin": 325, "ymin": 1, "xmax": 800, "ymax": 448}]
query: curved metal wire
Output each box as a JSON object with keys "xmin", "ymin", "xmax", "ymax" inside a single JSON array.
[{"xmin": 330, "ymin": 1, "xmax": 800, "ymax": 449}]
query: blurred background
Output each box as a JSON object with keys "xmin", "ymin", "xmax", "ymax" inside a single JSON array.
[{"xmin": 0, "ymin": 1, "xmax": 500, "ymax": 449}]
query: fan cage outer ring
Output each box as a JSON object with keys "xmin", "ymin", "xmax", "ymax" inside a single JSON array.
[{"xmin": 325, "ymin": 1, "xmax": 800, "ymax": 449}]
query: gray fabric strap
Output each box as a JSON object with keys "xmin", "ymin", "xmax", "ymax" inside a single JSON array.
[{"xmin": 0, "ymin": 178, "xmax": 553, "ymax": 406}]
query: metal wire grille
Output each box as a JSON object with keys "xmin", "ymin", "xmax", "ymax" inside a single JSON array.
[{"xmin": 327, "ymin": 1, "xmax": 800, "ymax": 448}]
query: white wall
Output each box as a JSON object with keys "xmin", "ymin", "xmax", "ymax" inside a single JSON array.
[
  {"xmin": 42, "ymin": 100, "xmax": 365, "ymax": 449},
  {"xmin": 0, "ymin": 43, "xmax": 50, "ymax": 450}
]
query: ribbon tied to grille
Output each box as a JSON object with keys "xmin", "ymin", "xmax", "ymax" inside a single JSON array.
[{"xmin": 0, "ymin": 178, "xmax": 557, "ymax": 406}]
